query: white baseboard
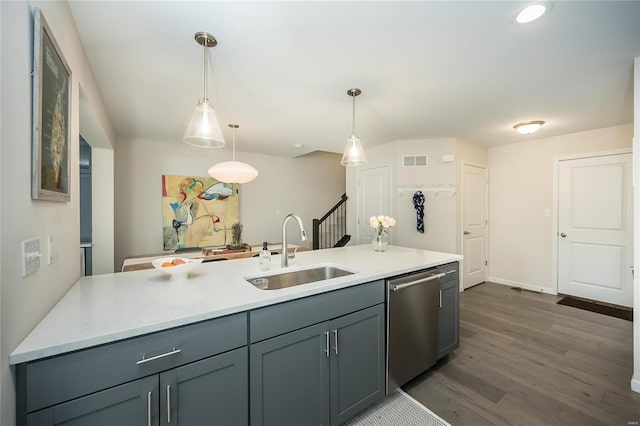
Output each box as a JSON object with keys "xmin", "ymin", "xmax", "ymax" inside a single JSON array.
[
  {"xmin": 632, "ymin": 377, "xmax": 640, "ymax": 394},
  {"xmin": 488, "ymin": 277, "xmax": 556, "ymax": 295}
]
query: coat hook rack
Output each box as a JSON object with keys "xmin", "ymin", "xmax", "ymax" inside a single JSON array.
[{"xmin": 397, "ymin": 184, "xmax": 456, "ymax": 197}]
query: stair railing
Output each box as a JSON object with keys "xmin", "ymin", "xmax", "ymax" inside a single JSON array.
[{"xmin": 312, "ymin": 194, "xmax": 348, "ymax": 250}]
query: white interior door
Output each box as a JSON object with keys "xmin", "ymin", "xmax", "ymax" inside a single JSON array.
[
  {"xmin": 357, "ymin": 166, "xmax": 390, "ymax": 245},
  {"xmin": 462, "ymin": 164, "xmax": 487, "ymax": 289},
  {"xmin": 558, "ymin": 153, "xmax": 633, "ymax": 307}
]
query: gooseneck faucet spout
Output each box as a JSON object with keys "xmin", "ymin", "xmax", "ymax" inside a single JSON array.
[{"xmin": 282, "ymin": 214, "xmax": 307, "ymax": 267}]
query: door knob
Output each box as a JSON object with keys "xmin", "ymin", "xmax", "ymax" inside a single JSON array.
[
  {"xmin": 560, "ymin": 233, "xmax": 567, "ymax": 238},
  {"xmin": 463, "ymin": 231, "xmax": 471, "ymax": 235}
]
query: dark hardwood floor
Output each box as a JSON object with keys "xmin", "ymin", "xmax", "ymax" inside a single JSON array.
[{"xmin": 403, "ymin": 282, "xmax": 640, "ymax": 426}]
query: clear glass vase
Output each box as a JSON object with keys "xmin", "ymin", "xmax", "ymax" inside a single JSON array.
[{"xmin": 372, "ymin": 229, "xmax": 389, "ymax": 252}]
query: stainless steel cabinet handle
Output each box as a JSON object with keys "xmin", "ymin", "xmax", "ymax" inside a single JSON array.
[
  {"xmin": 560, "ymin": 233, "xmax": 567, "ymax": 238},
  {"xmin": 147, "ymin": 391, "xmax": 152, "ymax": 426},
  {"xmin": 167, "ymin": 385, "xmax": 171, "ymax": 423},
  {"xmin": 444, "ymin": 269, "xmax": 456, "ymax": 275},
  {"xmin": 439, "ymin": 290, "xmax": 442, "ymax": 308},
  {"xmin": 390, "ymin": 273, "xmax": 446, "ymax": 292},
  {"xmin": 324, "ymin": 331, "xmax": 330, "ymax": 358},
  {"xmin": 463, "ymin": 231, "xmax": 471, "ymax": 235},
  {"xmin": 137, "ymin": 347, "xmax": 181, "ymax": 365},
  {"xmin": 333, "ymin": 329, "xmax": 338, "ymax": 355}
]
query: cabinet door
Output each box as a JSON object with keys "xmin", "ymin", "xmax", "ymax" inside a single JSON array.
[
  {"xmin": 250, "ymin": 322, "xmax": 330, "ymax": 426},
  {"xmin": 27, "ymin": 376, "xmax": 158, "ymax": 426},
  {"xmin": 329, "ymin": 304, "xmax": 385, "ymax": 425},
  {"xmin": 160, "ymin": 347, "xmax": 247, "ymax": 426},
  {"xmin": 438, "ymin": 280, "xmax": 460, "ymax": 358}
]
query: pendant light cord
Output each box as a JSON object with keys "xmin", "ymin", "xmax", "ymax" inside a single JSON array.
[
  {"xmin": 232, "ymin": 126, "xmax": 236, "ymax": 161},
  {"xmin": 351, "ymin": 93, "xmax": 356, "ymax": 134},
  {"xmin": 202, "ymin": 43, "xmax": 207, "ymax": 101}
]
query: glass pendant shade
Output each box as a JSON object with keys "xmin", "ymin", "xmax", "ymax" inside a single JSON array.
[
  {"xmin": 183, "ymin": 98, "xmax": 225, "ymax": 148},
  {"xmin": 341, "ymin": 88, "xmax": 367, "ymax": 166},
  {"xmin": 208, "ymin": 161, "xmax": 258, "ymax": 184},
  {"xmin": 183, "ymin": 32, "xmax": 225, "ymax": 148},
  {"xmin": 341, "ymin": 133, "xmax": 367, "ymax": 166},
  {"xmin": 208, "ymin": 124, "xmax": 258, "ymax": 184}
]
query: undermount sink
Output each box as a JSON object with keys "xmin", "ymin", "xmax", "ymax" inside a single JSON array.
[{"xmin": 246, "ymin": 264, "xmax": 355, "ymax": 290}]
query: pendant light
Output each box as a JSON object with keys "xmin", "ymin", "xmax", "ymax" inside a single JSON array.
[
  {"xmin": 341, "ymin": 88, "xmax": 368, "ymax": 166},
  {"xmin": 208, "ymin": 124, "xmax": 258, "ymax": 184},
  {"xmin": 183, "ymin": 32, "xmax": 225, "ymax": 148}
]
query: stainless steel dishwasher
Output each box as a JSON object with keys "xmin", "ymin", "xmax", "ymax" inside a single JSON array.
[{"xmin": 386, "ymin": 268, "xmax": 445, "ymax": 393}]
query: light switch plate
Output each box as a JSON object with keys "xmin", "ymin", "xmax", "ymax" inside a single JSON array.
[{"xmin": 22, "ymin": 238, "xmax": 41, "ymax": 277}]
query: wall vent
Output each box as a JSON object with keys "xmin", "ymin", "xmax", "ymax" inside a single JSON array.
[{"xmin": 402, "ymin": 155, "xmax": 428, "ymax": 167}]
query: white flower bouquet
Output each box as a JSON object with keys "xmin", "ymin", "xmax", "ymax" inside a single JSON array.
[{"xmin": 369, "ymin": 215, "xmax": 396, "ymax": 236}]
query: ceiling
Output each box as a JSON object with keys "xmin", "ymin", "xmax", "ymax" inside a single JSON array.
[{"xmin": 68, "ymin": 1, "xmax": 640, "ymax": 158}]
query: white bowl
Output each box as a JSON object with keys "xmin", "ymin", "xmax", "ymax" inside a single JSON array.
[{"xmin": 151, "ymin": 257, "xmax": 203, "ymax": 281}]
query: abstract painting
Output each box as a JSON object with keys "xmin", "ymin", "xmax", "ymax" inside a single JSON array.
[{"xmin": 162, "ymin": 175, "xmax": 239, "ymax": 250}]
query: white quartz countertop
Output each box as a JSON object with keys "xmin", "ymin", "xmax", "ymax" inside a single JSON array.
[{"xmin": 10, "ymin": 245, "xmax": 462, "ymax": 365}]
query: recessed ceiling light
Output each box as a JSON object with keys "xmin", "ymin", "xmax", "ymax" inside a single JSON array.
[
  {"xmin": 513, "ymin": 2, "xmax": 550, "ymax": 24},
  {"xmin": 294, "ymin": 143, "xmax": 304, "ymax": 149},
  {"xmin": 513, "ymin": 120, "xmax": 545, "ymax": 134}
]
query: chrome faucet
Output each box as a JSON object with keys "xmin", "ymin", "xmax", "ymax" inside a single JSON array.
[{"xmin": 281, "ymin": 213, "xmax": 307, "ymax": 267}]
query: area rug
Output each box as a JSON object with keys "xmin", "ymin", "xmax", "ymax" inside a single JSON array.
[
  {"xmin": 557, "ymin": 296, "xmax": 633, "ymax": 321},
  {"xmin": 344, "ymin": 389, "xmax": 451, "ymax": 426}
]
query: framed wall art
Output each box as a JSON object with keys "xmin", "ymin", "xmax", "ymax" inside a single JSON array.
[
  {"xmin": 161, "ymin": 175, "xmax": 240, "ymax": 250},
  {"xmin": 32, "ymin": 8, "xmax": 72, "ymax": 202}
]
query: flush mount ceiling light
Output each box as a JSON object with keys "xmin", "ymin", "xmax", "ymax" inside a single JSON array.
[
  {"xmin": 513, "ymin": 120, "xmax": 545, "ymax": 134},
  {"xmin": 513, "ymin": 2, "xmax": 551, "ymax": 24},
  {"xmin": 341, "ymin": 88, "xmax": 368, "ymax": 166},
  {"xmin": 183, "ymin": 32, "xmax": 225, "ymax": 148},
  {"xmin": 208, "ymin": 124, "xmax": 258, "ymax": 184}
]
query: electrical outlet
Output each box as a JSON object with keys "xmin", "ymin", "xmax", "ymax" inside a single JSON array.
[
  {"xmin": 544, "ymin": 209, "xmax": 551, "ymax": 217},
  {"xmin": 47, "ymin": 235, "xmax": 54, "ymax": 264},
  {"xmin": 22, "ymin": 238, "xmax": 41, "ymax": 277}
]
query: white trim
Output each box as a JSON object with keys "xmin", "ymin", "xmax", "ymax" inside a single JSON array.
[
  {"xmin": 460, "ymin": 162, "xmax": 489, "ymax": 290},
  {"xmin": 551, "ymin": 148, "xmax": 633, "ymax": 295},
  {"xmin": 554, "ymin": 148, "xmax": 632, "ymax": 162},
  {"xmin": 355, "ymin": 163, "xmax": 392, "ymax": 245},
  {"xmin": 488, "ymin": 276, "xmax": 555, "ymax": 295},
  {"xmin": 632, "ymin": 378, "xmax": 640, "ymax": 393}
]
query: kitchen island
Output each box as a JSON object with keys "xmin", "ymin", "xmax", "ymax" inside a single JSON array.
[{"xmin": 12, "ymin": 245, "xmax": 462, "ymax": 426}]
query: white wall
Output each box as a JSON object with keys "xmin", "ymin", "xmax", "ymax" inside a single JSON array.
[
  {"xmin": 79, "ymin": 87, "xmax": 115, "ymax": 275},
  {"xmin": 632, "ymin": 57, "xmax": 639, "ymax": 393},
  {"xmin": 346, "ymin": 138, "xmax": 458, "ymax": 254},
  {"xmin": 114, "ymin": 138, "xmax": 345, "ymax": 269},
  {"xmin": 488, "ymin": 124, "xmax": 633, "ymax": 294},
  {"xmin": 92, "ymin": 148, "xmax": 114, "ymax": 274},
  {"xmin": 0, "ymin": 1, "xmax": 3, "ymax": 416},
  {"xmin": 0, "ymin": 2, "xmax": 115, "ymax": 424},
  {"xmin": 395, "ymin": 139, "xmax": 457, "ymax": 253}
]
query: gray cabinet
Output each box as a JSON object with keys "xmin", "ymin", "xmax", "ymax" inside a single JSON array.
[
  {"xmin": 26, "ymin": 376, "xmax": 158, "ymax": 426},
  {"xmin": 18, "ymin": 313, "xmax": 248, "ymax": 426},
  {"xmin": 27, "ymin": 349, "xmax": 247, "ymax": 426},
  {"xmin": 438, "ymin": 263, "xmax": 460, "ymax": 359},
  {"xmin": 250, "ymin": 323, "xmax": 330, "ymax": 426},
  {"xmin": 249, "ymin": 281, "xmax": 385, "ymax": 426},
  {"xmin": 329, "ymin": 305, "xmax": 385, "ymax": 425},
  {"xmin": 161, "ymin": 347, "xmax": 248, "ymax": 426}
]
